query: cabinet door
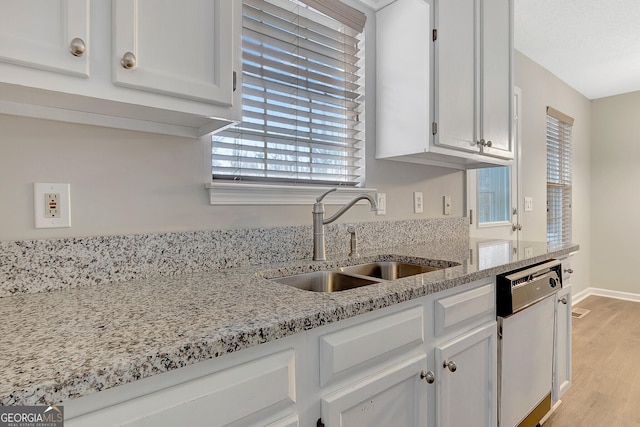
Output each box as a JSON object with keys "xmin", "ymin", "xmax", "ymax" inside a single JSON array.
[
  {"xmin": 113, "ymin": 0, "xmax": 235, "ymax": 106},
  {"xmin": 434, "ymin": 0, "xmax": 479, "ymax": 153},
  {"xmin": 0, "ymin": 0, "xmax": 89, "ymax": 77},
  {"xmin": 480, "ymin": 0, "xmax": 513, "ymax": 158},
  {"xmin": 434, "ymin": 322, "xmax": 497, "ymax": 427},
  {"xmin": 321, "ymin": 353, "xmax": 428, "ymax": 427},
  {"xmin": 65, "ymin": 350, "xmax": 296, "ymax": 427},
  {"xmin": 554, "ymin": 285, "xmax": 572, "ymax": 402}
]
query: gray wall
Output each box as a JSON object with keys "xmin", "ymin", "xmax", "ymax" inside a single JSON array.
[
  {"xmin": 0, "ymin": 48, "xmax": 596, "ymax": 300},
  {"xmin": 514, "ymin": 50, "xmax": 592, "ymax": 296},
  {"xmin": 591, "ymin": 91, "xmax": 640, "ymax": 294},
  {"xmin": 0, "ymin": 113, "xmax": 463, "ymax": 241}
]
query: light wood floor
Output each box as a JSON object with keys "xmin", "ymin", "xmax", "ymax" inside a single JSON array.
[{"xmin": 543, "ymin": 296, "xmax": 640, "ymax": 426}]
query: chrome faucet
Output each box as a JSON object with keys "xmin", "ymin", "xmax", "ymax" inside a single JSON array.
[{"xmin": 312, "ymin": 188, "xmax": 378, "ymax": 261}]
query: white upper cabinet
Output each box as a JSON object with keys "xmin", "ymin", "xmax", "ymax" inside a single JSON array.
[
  {"xmin": 376, "ymin": 0, "xmax": 513, "ymax": 169},
  {"xmin": 112, "ymin": 0, "xmax": 234, "ymax": 106},
  {"xmin": 0, "ymin": 0, "xmax": 90, "ymax": 77},
  {"xmin": 479, "ymin": 0, "xmax": 513, "ymax": 158},
  {"xmin": 435, "ymin": 0, "xmax": 513, "ymax": 159},
  {"xmin": 0, "ymin": 0, "xmax": 241, "ymax": 137},
  {"xmin": 434, "ymin": 0, "xmax": 475, "ymax": 153}
]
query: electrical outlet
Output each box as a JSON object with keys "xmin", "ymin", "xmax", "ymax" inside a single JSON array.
[
  {"xmin": 443, "ymin": 195, "xmax": 452, "ymax": 215},
  {"xmin": 44, "ymin": 193, "xmax": 60, "ymax": 218},
  {"xmin": 34, "ymin": 183, "xmax": 71, "ymax": 229},
  {"xmin": 376, "ymin": 193, "xmax": 386, "ymax": 215},
  {"xmin": 413, "ymin": 192, "xmax": 423, "ymax": 214}
]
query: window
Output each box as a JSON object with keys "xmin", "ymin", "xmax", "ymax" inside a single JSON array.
[
  {"xmin": 546, "ymin": 107, "xmax": 573, "ymax": 246},
  {"xmin": 212, "ymin": 0, "xmax": 366, "ymax": 187},
  {"xmin": 477, "ymin": 166, "xmax": 510, "ymax": 224}
]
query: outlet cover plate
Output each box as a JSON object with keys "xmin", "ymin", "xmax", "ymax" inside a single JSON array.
[
  {"xmin": 443, "ymin": 195, "xmax": 452, "ymax": 215},
  {"xmin": 376, "ymin": 193, "xmax": 386, "ymax": 215},
  {"xmin": 413, "ymin": 191, "xmax": 424, "ymax": 214},
  {"xmin": 524, "ymin": 197, "xmax": 533, "ymax": 212},
  {"xmin": 34, "ymin": 183, "xmax": 71, "ymax": 228}
]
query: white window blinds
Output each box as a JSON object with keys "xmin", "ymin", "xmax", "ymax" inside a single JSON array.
[
  {"xmin": 546, "ymin": 107, "xmax": 573, "ymax": 246},
  {"xmin": 212, "ymin": 0, "xmax": 366, "ymax": 186}
]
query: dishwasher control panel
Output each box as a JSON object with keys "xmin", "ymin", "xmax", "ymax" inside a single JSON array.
[{"xmin": 496, "ymin": 259, "xmax": 563, "ymax": 317}]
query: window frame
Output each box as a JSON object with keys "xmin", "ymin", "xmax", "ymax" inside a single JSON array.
[
  {"xmin": 208, "ymin": 0, "xmax": 370, "ymax": 205},
  {"xmin": 546, "ymin": 106, "xmax": 573, "ymax": 246}
]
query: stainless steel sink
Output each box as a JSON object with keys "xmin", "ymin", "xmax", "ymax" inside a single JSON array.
[
  {"xmin": 272, "ymin": 270, "xmax": 381, "ymax": 292},
  {"xmin": 339, "ymin": 261, "xmax": 440, "ymax": 280},
  {"xmin": 271, "ymin": 260, "xmax": 443, "ymax": 292}
]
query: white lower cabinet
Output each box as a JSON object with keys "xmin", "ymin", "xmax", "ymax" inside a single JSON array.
[
  {"xmin": 321, "ymin": 353, "xmax": 428, "ymax": 427},
  {"xmin": 554, "ymin": 284, "xmax": 572, "ymax": 402},
  {"xmin": 430, "ymin": 280, "xmax": 497, "ymax": 427},
  {"xmin": 434, "ymin": 323, "xmax": 497, "ymax": 427},
  {"xmin": 553, "ymin": 256, "xmax": 573, "ymax": 403},
  {"xmin": 63, "ymin": 279, "xmax": 498, "ymax": 427},
  {"xmin": 64, "ymin": 334, "xmax": 303, "ymax": 427}
]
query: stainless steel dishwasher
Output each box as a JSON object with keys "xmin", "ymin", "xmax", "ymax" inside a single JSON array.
[{"xmin": 496, "ymin": 259, "xmax": 563, "ymax": 427}]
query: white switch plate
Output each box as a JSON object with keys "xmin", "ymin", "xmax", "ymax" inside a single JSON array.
[
  {"xmin": 413, "ymin": 191, "xmax": 423, "ymax": 214},
  {"xmin": 443, "ymin": 195, "xmax": 452, "ymax": 215},
  {"xmin": 34, "ymin": 183, "xmax": 71, "ymax": 228},
  {"xmin": 524, "ymin": 197, "xmax": 533, "ymax": 212},
  {"xmin": 376, "ymin": 193, "xmax": 386, "ymax": 215}
]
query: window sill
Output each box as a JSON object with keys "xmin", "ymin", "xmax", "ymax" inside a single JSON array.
[{"xmin": 205, "ymin": 182, "xmax": 378, "ymax": 205}]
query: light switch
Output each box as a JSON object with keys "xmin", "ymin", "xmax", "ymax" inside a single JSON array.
[
  {"xmin": 443, "ymin": 195, "xmax": 452, "ymax": 215},
  {"xmin": 524, "ymin": 197, "xmax": 533, "ymax": 212},
  {"xmin": 376, "ymin": 193, "xmax": 386, "ymax": 215},
  {"xmin": 413, "ymin": 192, "xmax": 423, "ymax": 214}
]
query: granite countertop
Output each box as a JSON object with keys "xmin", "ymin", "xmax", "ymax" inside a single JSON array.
[{"xmin": 0, "ymin": 238, "xmax": 578, "ymax": 406}]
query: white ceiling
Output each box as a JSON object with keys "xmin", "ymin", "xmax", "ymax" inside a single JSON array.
[{"xmin": 514, "ymin": 0, "xmax": 640, "ymax": 100}]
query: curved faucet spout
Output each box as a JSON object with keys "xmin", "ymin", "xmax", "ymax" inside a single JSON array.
[
  {"xmin": 323, "ymin": 194, "xmax": 377, "ymax": 225},
  {"xmin": 312, "ymin": 190, "xmax": 378, "ymax": 261}
]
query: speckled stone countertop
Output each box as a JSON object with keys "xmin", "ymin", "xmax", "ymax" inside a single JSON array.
[{"xmin": 0, "ymin": 238, "xmax": 578, "ymax": 406}]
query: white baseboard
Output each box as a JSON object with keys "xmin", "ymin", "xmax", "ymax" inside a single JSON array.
[
  {"xmin": 541, "ymin": 399, "xmax": 562, "ymax": 425},
  {"xmin": 572, "ymin": 287, "xmax": 640, "ymax": 305}
]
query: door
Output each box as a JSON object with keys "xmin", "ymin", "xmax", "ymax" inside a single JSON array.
[
  {"xmin": 434, "ymin": 322, "xmax": 497, "ymax": 427},
  {"xmin": 554, "ymin": 285, "xmax": 572, "ymax": 402},
  {"xmin": 0, "ymin": 0, "xmax": 89, "ymax": 77},
  {"xmin": 321, "ymin": 353, "xmax": 428, "ymax": 427},
  {"xmin": 499, "ymin": 296, "xmax": 555, "ymax": 427},
  {"xmin": 112, "ymin": 0, "xmax": 235, "ymax": 106},
  {"xmin": 434, "ymin": 0, "xmax": 479, "ymax": 153},
  {"xmin": 468, "ymin": 86, "xmax": 521, "ymax": 240},
  {"xmin": 479, "ymin": 0, "xmax": 513, "ymax": 158}
]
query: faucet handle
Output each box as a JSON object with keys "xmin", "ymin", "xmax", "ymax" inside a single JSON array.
[{"xmin": 316, "ymin": 187, "xmax": 338, "ymax": 203}]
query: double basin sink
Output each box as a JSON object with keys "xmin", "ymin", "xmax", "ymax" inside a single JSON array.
[{"xmin": 271, "ymin": 261, "xmax": 443, "ymax": 293}]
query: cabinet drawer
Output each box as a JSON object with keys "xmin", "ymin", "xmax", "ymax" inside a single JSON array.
[
  {"xmin": 319, "ymin": 306, "xmax": 424, "ymax": 386},
  {"xmin": 434, "ymin": 283, "xmax": 495, "ymax": 337},
  {"xmin": 67, "ymin": 349, "xmax": 296, "ymax": 427}
]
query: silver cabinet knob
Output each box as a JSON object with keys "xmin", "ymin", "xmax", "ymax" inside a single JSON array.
[
  {"xmin": 121, "ymin": 51, "xmax": 137, "ymax": 69},
  {"xmin": 486, "ymin": 140, "xmax": 493, "ymax": 147},
  {"xmin": 69, "ymin": 38, "xmax": 86, "ymax": 57},
  {"xmin": 564, "ymin": 268, "xmax": 574, "ymax": 274},
  {"xmin": 477, "ymin": 139, "xmax": 486, "ymax": 146},
  {"xmin": 420, "ymin": 370, "xmax": 435, "ymax": 384},
  {"xmin": 443, "ymin": 360, "xmax": 457, "ymax": 372},
  {"xmin": 512, "ymin": 224, "xmax": 522, "ymax": 232},
  {"xmin": 559, "ymin": 297, "xmax": 568, "ymax": 305}
]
